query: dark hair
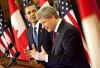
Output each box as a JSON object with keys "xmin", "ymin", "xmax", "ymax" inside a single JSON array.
[
  {"xmin": 24, "ymin": 2, "xmax": 34, "ymax": 9},
  {"xmin": 23, "ymin": 1, "xmax": 40, "ymax": 10},
  {"xmin": 23, "ymin": 3, "xmax": 36, "ymax": 15}
]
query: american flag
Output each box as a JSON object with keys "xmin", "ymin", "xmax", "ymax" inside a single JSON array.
[
  {"xmin": 0, "ymin": 6, "xmax": 16, "ymax": 57},
  {"xmin": 58, "ymin": 0, "xmax": 80, "ymax": 31},
  {"xmin": 59, "ymin": 0, "xmax": 71, "ymax": 18}
]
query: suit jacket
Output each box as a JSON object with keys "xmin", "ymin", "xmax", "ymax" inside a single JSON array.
[
  {"xmin": 26, "ymin": 22, "xmax": 52, "ymax": 54},
  {"xmin": 47, "ymin": 20, "xmax": 90, "ymax": 68}
]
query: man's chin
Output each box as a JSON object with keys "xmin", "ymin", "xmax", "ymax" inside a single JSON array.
[
  {"xmin": 32, "ymin": 20, "xmax": 37, "ymax": 23},
  {"xmin": 47, "ymin": 29, "xmax": 52, "ymax": 32}
]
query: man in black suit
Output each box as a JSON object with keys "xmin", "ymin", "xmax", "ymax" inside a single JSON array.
[
  {"xmin": 24, "ymin": 3, "xmax": 52, "ymax": 59},
  {"xmin": 31, "ymin": 6, "xmax": 90, "ymax": 68}
]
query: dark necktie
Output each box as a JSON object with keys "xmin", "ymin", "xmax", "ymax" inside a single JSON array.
[
  {"xmin": 33, "ymin": 27, "xmax": 38, "ymax": 50},
  {"xmin": 52, "ymin": 31, "xmax": 56, "ymax": 44}
]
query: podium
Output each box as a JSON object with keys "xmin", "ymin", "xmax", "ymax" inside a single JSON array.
[{"xmin": 0, "ymin": 57, "xmax": 45, "ymax": 68}]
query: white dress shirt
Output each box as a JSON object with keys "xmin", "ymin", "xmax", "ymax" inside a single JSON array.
[
  {"xmin": 54, "ymin": 19, "xmax": 62, "ymax": 32},
  {"xmin": 32, "ymin": 21, "xmax": 40, "ymax": 35}
]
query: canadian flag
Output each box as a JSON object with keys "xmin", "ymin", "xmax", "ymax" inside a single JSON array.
[
  {"xmin": 39, "ymin": 0, "xmax": 50, "ymax": 8},
  {"xmin": 8, "ymin": 0, "xmax": 29, "ymax": 60},
  {"xmin": 77, "ymin": 0, "xmax": 100, "ymax": 68},
  {"xmin": 39, "ymin": 0, "xmax": 48, "ymax": 7}
]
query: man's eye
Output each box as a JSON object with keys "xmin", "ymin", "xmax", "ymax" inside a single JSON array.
[
  {"xmin": 27, "ymin": 12, "xmax": 31, "ymax": 14},
  {"xmin": 42, "ymin": 22, "xmax": 46, "ymax": 24},
  {"xmin": 32, "ymin": 10, "xmax": 36, "ymax": 12}
]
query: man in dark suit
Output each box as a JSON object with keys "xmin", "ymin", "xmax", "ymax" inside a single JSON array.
[
  {"xmin": 24, "ymin": 3, "xmax": 52, "ymax": 59},
  {"xmin": 31, "ymin": 6, "xmax": 90, "ymax": 68}
]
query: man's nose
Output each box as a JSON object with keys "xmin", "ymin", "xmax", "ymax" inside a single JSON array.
[{"xmin": 31, "ymin": 12, "xmax": 35, "ymax": 16}]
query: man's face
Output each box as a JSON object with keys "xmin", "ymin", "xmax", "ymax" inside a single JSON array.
[
  {"xmin": 39, "ymin": 17, "xmax": 56, "ymax": 32},
  {"xmin": 25, "ymin": 5, "xmax": 37, "ymax": 24},
  {"xmin": 32, "ymin": 0, "xmax": 39, "ymax": 4}
]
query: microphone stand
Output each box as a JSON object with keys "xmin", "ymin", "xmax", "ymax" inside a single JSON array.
[{"xmin": 8, "ymin": 51, "xmax": 20, "ymax": 67}]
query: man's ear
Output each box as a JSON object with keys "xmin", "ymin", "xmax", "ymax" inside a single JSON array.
[
  {"xmin": 25, "ymin": 15, "xmax": 27, "ymax": 19},
  {"xmin": 25, "ymin": 15, "xmax": 29, "ymax": 20},
  {"xmin": 50, "ymin": 14, "xmax": 56, "ymax": 18}
]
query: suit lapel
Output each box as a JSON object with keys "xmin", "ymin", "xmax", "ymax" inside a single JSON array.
[
  {"xmin": 38, "ymin": 24, "xmax": 43, "ymax": 48},
  {"xmin": 27, "ymin": 25, "xmax": 35, "ymax": 50},
  {"xmin": 52, "ymin": 32, "xmax": 64, "ymax": 55},
  {"xmin": 52, "ymin": 20, "xmax": 73, "ymax": 55},
  {"xmin": 52, "ymin": 21, "xmax": 65, "ymax": 55}
]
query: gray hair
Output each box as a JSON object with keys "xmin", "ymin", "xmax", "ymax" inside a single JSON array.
[{"xmin": 36, "ymin": 6, "xmax": 59, "ymax": 19}]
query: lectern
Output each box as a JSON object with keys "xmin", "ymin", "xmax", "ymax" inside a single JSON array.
[{"xmin": 0, "ymin": 57, "xmax": 45, "ymax": 68}]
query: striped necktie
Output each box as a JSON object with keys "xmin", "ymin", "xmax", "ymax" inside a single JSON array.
[{"xmin": 33, "ymin": 27, "xmax": 38, "ymax": 50}]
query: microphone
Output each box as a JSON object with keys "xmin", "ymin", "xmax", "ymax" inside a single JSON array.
[{"xmin": 8, "ymin": 51, "xmax": 20, "ymax": 67}]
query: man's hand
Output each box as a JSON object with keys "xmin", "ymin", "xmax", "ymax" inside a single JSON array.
[
  {"xmin": 32, "ymin": 46, "xmax": 48, "ymax": 62},
  {"xmin": 25, "ymin": 45, "xmax": 48, "ymax": 62},
  {"xmin": 24, "ymin": 44, "xmax": 36, "ymax": 58},
  {"xmin": 24, "ymin": 49, "xmax": 33, "ymax": 58},
  {"xmin": 39, "ymin": 46, "xmax": 48, "ymax": 61}
]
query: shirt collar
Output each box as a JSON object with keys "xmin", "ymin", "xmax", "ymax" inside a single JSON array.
[
  {"xmin": 54, "ymin": 19, "xmax": 62, "ymax": 32},
  {"xmin": 32, "ymin": 21, "xmax": 40, "ymax": 34},
  {"xmin": 35, "ymin": 21, "xmax": 39, "ymax": 28}
]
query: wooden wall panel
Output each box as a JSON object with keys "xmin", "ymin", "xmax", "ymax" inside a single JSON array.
[{"xmin": 0, "ymin": 0, "xmax": 24, "ymax": 23}]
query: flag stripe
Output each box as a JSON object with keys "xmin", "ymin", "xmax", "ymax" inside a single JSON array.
[
  {"xmin": 0, "ymin": 50, "xmax": 3, "ymax": 55},
  {"xmin": 64, "ymin": 14, "xmax": 73, "ymax": 25},
  {"xmin": 0, "ymin": 43, "xmax": 6, "ymax": 53},
  {"xmin": 67, "ymin": 12, "xmax": 81, "ymax": 31},
  {"xmin": 0, "ymin": 38, "xmax": 7, "ymax": 49},
  {"xmin": 9, "ymin": 48, "xmax": 14, "ymax": 56},
  {"xmin": 3, "ymin": 31, "xmax": 11, "ymax": 44},
  {"xmin": 1, "ymin": 35, "xmax": 8, "ymax": 48},
  {"xmin": 5, "ymin": 28, "xmax": 12, "ymax": 42},
  {"xmin": 70, "ymin": 10, "xmax": 78, "ymax": 22}
]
